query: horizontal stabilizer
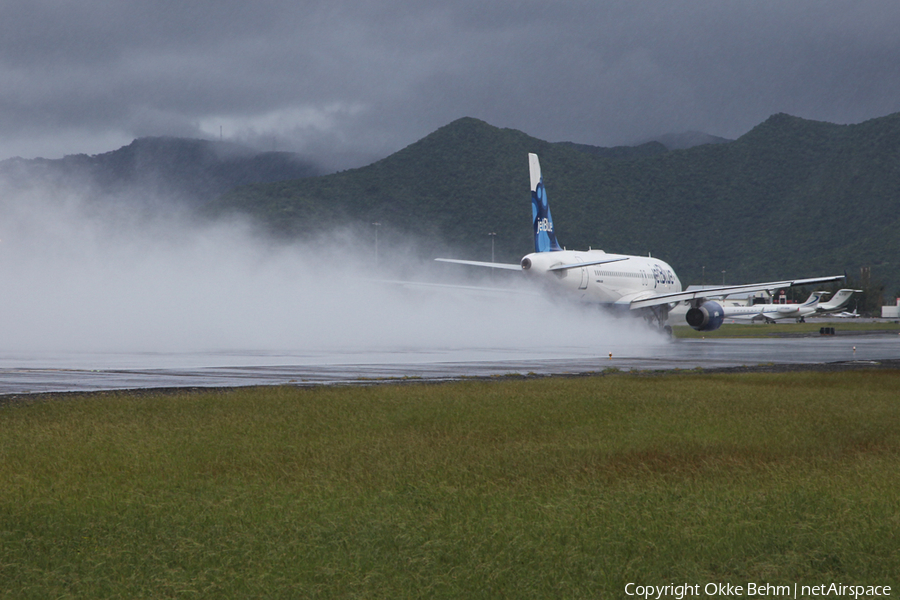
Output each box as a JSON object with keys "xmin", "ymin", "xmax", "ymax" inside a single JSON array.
[
  {"xmin": 435, "ymin": 258, "xmax": 523, "ymax": 271},
  {"xmin": 373, "ymin": 279, "xmax": 542, "ymax": 297},
  {"xmin": 547, "ymin": 257, "xmax": 629, "ymax": 272}
]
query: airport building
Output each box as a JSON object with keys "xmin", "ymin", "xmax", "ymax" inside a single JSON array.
[{"xmin": 882, "ymin": 298, "xmax": 900, "ymax": 319}]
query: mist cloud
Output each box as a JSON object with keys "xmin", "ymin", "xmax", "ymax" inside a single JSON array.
[{"xmin": 0, "ymin": 182, "xmax": 662, "ymax": 357}]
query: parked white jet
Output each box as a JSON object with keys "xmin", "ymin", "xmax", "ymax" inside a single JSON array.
[
  {"xmin": 437, "ymin": 153, "xmax": 844, "ymax": 332},
  {"xmin": 814, "ymin": 289, "xmax": 862, "ymax": 316},
  {"xmin": 706, "ymin": 288, "xmax": 861, "ymax": 323},
  {"xmin": 719, "ymin": 291, "xmax": 830, "ymax": 323}
]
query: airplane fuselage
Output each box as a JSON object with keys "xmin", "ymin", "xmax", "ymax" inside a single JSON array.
[
  {"xmin": 721, "ymin": 303, "xmax": 816, "ymax": 322},
  {"xmin": 520, "ymin": 249, "xmax": 682, "ymax": 304},
  {"xmin": 719, "ymin": 291, "xmax": 828, "ymax": 323}
]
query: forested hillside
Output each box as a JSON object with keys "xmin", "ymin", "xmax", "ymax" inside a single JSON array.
[{"xmin": 212, "ymin": 114, "xmax": 900, "ymax": 295}]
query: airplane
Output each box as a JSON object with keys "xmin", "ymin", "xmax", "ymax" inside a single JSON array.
[
  {"xmin": 814, "ymin": 289, "xmax": 862, "ymax": 316},
  {"xmin": 713, "ymin": 288, "xmax": 861, "ymax": 323},
  {"xmin": 436, "ymin": 153, "xmax": 844, "ymax": 332},
  {"xmin": 716, "ymin": 290, "xmax": 830, "ymax": 323}
]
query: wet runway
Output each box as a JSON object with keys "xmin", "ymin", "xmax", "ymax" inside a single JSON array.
[{"xmin": 2, "ymin": 332, "xmax": 898, "ymax": 395}]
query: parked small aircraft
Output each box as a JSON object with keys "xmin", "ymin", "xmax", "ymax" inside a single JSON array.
[
  {"xmin": 815, "ymin": 289, "xmax": 862, "ymax": 316},
  {"xmin": 437, "ymin": 153, "xmax": 844, "ymax": 331},
  {"xmin": 718, "ymin": 291, "xmax": 829, "ymax": 323},
  {"xmin": 715, "ymin": 288, "xmax": 861, "ymax": 323}
]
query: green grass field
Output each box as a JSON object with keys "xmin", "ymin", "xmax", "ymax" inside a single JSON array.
[{"xmin": 2, "ymin": 371, "xmax": 899, "ymax": 598}]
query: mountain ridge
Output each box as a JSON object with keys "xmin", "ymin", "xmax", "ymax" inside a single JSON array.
[
  {"xmin": 211, "ymin": 112, "xmax": 900, "ymax": 299},
  {"xmin": 2, "ymin": 113, "xmax": 897, "ymax": 302},
  {"xmin": 0, "ymin": 136, "xmax": 324, "ymax": 204}
]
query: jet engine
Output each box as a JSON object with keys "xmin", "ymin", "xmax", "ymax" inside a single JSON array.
[{"xmin": 685, "ymin": 301, "xmax": 725, "ymax": 331}]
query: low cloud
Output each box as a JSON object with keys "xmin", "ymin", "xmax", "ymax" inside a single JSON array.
[
  {"xmin": 2, "ymin": 2, "xmax": 899, "ymax": 166},
  {"xmin": 0, "ymin": 182, "xmax": 663, "ymax": 358}
]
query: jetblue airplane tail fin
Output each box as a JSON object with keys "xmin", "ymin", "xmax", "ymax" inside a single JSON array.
[{"xmin": 529, "ymin": 153, "xmax": 562, "ymax": 253}]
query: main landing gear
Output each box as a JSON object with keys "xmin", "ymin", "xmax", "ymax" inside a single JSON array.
[{"xmin": 644, "ymin": 305, "xmax": 673, "ymax": 337}]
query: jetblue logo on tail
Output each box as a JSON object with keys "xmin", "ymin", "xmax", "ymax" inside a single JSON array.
[{"xmin": 532, "ymin": 178, "xmax": 561, "ymax": 253}]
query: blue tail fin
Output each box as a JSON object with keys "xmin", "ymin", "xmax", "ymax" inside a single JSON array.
[{"xmin": 529, "ymin": 153, "xmax": 562, "ymax": 252}]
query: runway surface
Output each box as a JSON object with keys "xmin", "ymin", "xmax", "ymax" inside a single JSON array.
[{"xmin": 2, "ymin": 332, "xmax": 898, "ymax": 395}]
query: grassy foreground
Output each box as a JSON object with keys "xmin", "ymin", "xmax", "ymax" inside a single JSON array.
[{"xmin": 2, "ymin": 371, "xmax": 899, "ymax": 598}]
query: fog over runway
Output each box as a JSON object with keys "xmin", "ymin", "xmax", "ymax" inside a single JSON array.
[
  {"xmin": 2, "ymin": 185, "xmax": 898, "ymax": 396},
  {"xmin": 0, "ymin": 182, "xmax": 662, "ymax": 393}
]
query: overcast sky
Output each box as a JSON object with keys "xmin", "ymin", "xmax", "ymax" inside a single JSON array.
[{"xmin": 2, "ymin": 0, "xmax": 899, "ymax": 169}]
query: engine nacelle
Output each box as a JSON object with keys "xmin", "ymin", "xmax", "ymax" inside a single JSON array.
[{"xmin": 685, "ymin": 301, "xmax": 725, "ymax": 332}]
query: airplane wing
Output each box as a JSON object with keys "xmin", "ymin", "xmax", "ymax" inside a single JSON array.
[
  {"xmin": 628, "ymin": 275, "xmax": 845, "ymax": 310},
  {"xmin": 613, "ymin": 289, "xmax": 660, "ymax": 307}
]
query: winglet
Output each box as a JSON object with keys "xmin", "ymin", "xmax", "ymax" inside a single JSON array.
[{"xmin": 529, "ymin": 153, "xmax": 562, "ymax": 253}]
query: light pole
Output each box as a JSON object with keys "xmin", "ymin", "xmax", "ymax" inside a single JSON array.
[
  {"xmin": 372, "ymin": 222, "xmax": 381, "ymax": 263},
  {"xmin": 722, "ymin": 270, "xmax": 726, "ymax": 285}
]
